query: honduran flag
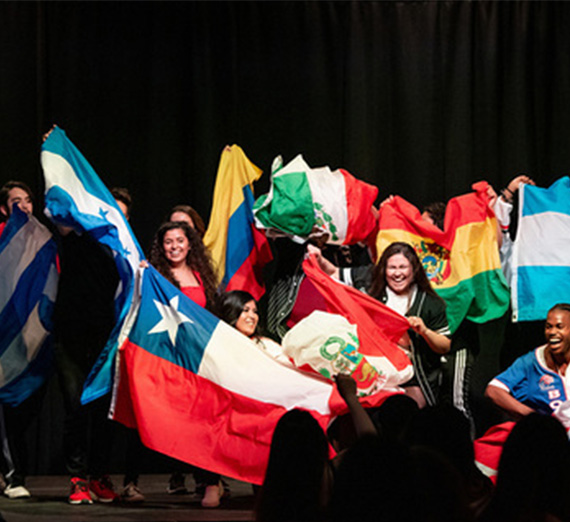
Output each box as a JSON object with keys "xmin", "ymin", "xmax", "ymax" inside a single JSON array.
[
  {"xmin": 511, "ymin": 177, "xmax": 570, "ymax": 322},
  {"xmin": 0, "ymin": 206, "xmax": 58, "ymax": 406},
  {"xmin": 203, "ymin": 145, "xmax": 272, "ymax": 301},
  {"xmin": 41, "ymin": 126, "xmax": 145, "ymax": 404},
  {"xmin": 111, "ymin": 265, "xmax": 392, "ymax": 485},
  {"xmin": 302, "ymin": 255, "xmax": 414, "ymax": 389},
  {"xmin": 253, "ymin": 154, "xmax": 379, "ymax": 245},
  {"xmin": 377, "ymin": 182, "xmax": 510, "ymax": 333}
]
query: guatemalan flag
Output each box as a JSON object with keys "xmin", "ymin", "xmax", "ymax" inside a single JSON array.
[
  {"xmin": 0, "ymin": 206, "xmax": 58, "ymax": 406},
  {"xmin": 203, "ymin": 145, "xmax": 273, "ymax": 301},
  {"xmin": 111, "ymin": 265, "xmax": 392, "ymax": 485},
  {"xmin": 41, "ymin": 126, "xmax": 145, "ymax": 403},
  {"xmin": 512, "ymin": 177, "xmax": 570, "ymax": 322}
]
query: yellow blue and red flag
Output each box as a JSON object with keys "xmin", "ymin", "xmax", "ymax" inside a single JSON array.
[{"xmin": 203, "ymin": 145, "xmax": 272, "ymax": 300}]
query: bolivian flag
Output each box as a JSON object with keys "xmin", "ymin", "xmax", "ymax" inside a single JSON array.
[{"xmin": 377, "ymin": 182, "xmax": 510, "ymax": 333}]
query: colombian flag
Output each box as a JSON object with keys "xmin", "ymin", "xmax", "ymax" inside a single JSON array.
[
  {"xmin": 203, "ymin": 145, "xmax": 272, "ymax": 300},
  {"xmin": 377, "ymin": 182, "xmax": 510, "ymax": 333}
]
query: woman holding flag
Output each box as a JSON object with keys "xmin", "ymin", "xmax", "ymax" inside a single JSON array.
[
  {"xmin": 149, "ymin": 220, "xmax": 223, "ymax": 507},
  {"xmin": 309, "ymin": 241, "xmax": 451, "ymax": 407},
  {"xmin": 149, "ymin": 221, "xmax": 218, "ymax": 311}
]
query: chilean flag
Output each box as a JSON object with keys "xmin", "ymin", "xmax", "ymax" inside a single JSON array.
[
  {"xmin": 111, "ymin": 265, "xmax": 376, "ymax": 485},
  {"xmin": 203, "ymin": 145, "xmax": 272, "ymax": 301}
]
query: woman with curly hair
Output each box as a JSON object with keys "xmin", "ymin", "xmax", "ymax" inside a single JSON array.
[
  {"xmin": 149, "ymin": 220, "xmax": 223, "ymax": 506},
  {"xmin": 149, "ymin": 221, "xmax": 218, "ymax": 311}
]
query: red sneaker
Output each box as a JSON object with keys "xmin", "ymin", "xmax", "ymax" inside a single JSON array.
[
  {"xmin": 89, "ymin": 475, "xmax": 119, "ymax": 503},
  {"xmin": 69, "ymin": 477, "xmax": 93, "ymax": 505}
]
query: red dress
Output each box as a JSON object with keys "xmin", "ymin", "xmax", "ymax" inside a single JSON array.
[{"xmin": 180, "ymin": 271, "xmax": 207, "ymax": 308}]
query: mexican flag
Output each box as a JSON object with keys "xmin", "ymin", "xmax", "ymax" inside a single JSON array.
[
  {"xmin": 253, "ymin": 154, "xmax": 378, "ymax": 245},
  {"xmin": 377, "ymin": 182, "xmax": 510, "ymax": 333}
]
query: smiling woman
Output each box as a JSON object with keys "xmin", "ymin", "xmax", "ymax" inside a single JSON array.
[
  {"xmin": 148, "ymin": 221, "xmax": 218, "ymax": 311},
  {"xmin": 486, "ymin": 303, "xmax": 570, "ymax": 419},
  {"xmin": 220, "ymin": 290, "xmax": 291, "ymax": 366}
]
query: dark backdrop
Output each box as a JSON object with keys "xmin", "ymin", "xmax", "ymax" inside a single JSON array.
[{"xmin": 1, "ymin": 1, "xmax": 569, "ymax": 474}]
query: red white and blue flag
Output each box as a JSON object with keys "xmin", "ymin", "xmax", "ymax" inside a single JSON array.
[{"xmin": 111, "ymin": 265, "xmax": 392, "ymax": 485}]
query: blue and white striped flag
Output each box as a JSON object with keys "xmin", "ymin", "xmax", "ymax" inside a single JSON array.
[
  {"xmin": 0, "ymin": 206, "xmax": 58, "ymax": 406},
  {"xmin": 41, "ymin": 126, "xmax": 145, "ymax": 404},
  {"xmin": 512, "ymin": 177, "xmax": 570, "ymax": 322}
]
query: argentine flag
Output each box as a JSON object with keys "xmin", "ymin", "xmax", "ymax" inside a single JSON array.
[
  {"xmin": 0, "ymin": 206, "xmax": 58, "ymax": 406},
  {"xmin": 41, "ymin": 127, "xmax": 145, "ymax": 403},
  {"xmin": 512, "ymin": 177, "xmax": 570, "ymax": 322}
]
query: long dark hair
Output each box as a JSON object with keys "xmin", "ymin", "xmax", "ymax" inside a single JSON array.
[
  {"xmin": 255, "ymin": 409, "xmax": 329, "ymax": 522},
  {"xmin": 149, "ymin": 221, "xmax": 218, "ymax": 308},
  {"xmin": 219, "ymin": 290, "xmax": 259, "ymax": 337},
  {"xmin": 369, "ymin": 242, "xmax": 440, "ymax": 301}
]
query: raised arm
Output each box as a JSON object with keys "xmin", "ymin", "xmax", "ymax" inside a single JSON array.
[
  {"xmin": 335, "ymin": 373, "xmax": 377, "ymax": 438},
  {"xmin": 306, "ymin": 244, "xmax": 340, "ymax": 280}
]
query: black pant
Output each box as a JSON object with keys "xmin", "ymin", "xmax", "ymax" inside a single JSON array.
[{"xmin": 56, "ymin": 329, "xmax": 115, "ymax": 479}]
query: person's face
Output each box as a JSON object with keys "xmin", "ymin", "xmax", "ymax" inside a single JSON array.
[
  {"xmin": 235, "ymin": 299, "xmax": 259, "ymax": 337},
  {"xmin": 170, "ymin": 211, "xmax": 195, "ymax": 229},
  {"xmin": 385, "ymin": 253, "xmax": 414, "ymax": 295},
  {"xmin": 545, "ymin": 310, "xmax": 570, "ymax": 359},
  {"xmin": 2, "ymin": 187, "xmax": 33, "ymax": 216},
  {"xmin": 116, "ymin": 200, "xmax": 129, "ymax": 220},
  {"xmin": 421, "ymin": 211, "xmax": 434, "ymax": 226},
  {"xmin": 163, "ymin": 228, "xmax": 190, "ymax": 267}
]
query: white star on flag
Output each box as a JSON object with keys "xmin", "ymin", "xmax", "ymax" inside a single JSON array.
[{"xmin": 148, "ymin": 295, "xmax": 194, "ymax": 345}]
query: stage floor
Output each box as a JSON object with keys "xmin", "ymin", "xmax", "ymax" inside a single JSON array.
[{"xmin": 0, "ymin": 475, "xmax": 255, "ymax": 522}]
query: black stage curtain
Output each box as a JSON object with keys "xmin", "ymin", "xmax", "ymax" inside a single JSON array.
[{"xmin": 1, "ymin": 1, "xmax": 569, "ymax": 473}]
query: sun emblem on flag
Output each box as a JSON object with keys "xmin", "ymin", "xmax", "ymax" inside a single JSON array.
[{"xmin": 413, "ymin": 240, "xmax": 450, "ymax": 286}]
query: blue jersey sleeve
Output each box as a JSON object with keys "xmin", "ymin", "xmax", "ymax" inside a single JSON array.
[{"xmin": 492, "ymin": 351, "xmax": 535, "ymax": 404}]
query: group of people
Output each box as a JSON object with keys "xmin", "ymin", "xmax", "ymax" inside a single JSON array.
[{"xmin": 1, "ymin": 170, "xmax": 569, "ymax": 521}]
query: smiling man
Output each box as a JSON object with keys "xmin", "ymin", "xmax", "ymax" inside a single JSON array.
[
  {"xmin": 0, "ymin": 181, "xmax": 34, "ymax": 236},
  {"xmin": 485, "ymin": 303, "xmax": 570, "ymax": 419}
]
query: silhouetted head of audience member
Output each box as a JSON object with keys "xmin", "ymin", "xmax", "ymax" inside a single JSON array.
[
  {"xmin": 255, "ymin": 409, "xmax": 330, "ymax": 522},
  {"xmin": 330, "ymin": 434, "xmax": 414, "ymax": 522},
  {"xmin": 404, "ymin": 404, "xmax": 493, "ymax": 517},
  {"xmin": 370, "ymin": 393, "xmax": 419, "ymax": 443},
  {"xmin": 409, "ymin": 446, "xmax": 473, "ymax": 522},
  {"xmin": 481, "ymin": 413, "xmax": 570, "ymax": 522}
]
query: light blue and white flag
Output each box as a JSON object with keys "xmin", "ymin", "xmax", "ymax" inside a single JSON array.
[
  {"xmin": 512, "ymin": 177, "xmax": 570, "ymax": 322},
  {"xmin": 0, "ymin": 206, "xmax": 58, "ymax": 406},
  {"xmin": 41, "ymin": 126, "xmax": 145, "ymax": 404}
]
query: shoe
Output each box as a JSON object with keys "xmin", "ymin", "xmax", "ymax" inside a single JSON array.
[
  {"xmin": 69, "ymin": 477, "xmax": 93, "ymax": 505},
  {"xmin": 201, "ymin": 482, "xmax": 222, "ymax": 508},
  {"xmin": 121, "ymin": 482, "xmax": 145, "ymax": 503},
  {"xmin": 4, "ymin": 485, "xmax": 31, "ymax": 499},
  {"xmin": 89, "ymin": 475, "xmax": 119, "ymax": 503},
  {"xmin": 167, "ymin": 472, "xmax": 187, "ymax": 494}
]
